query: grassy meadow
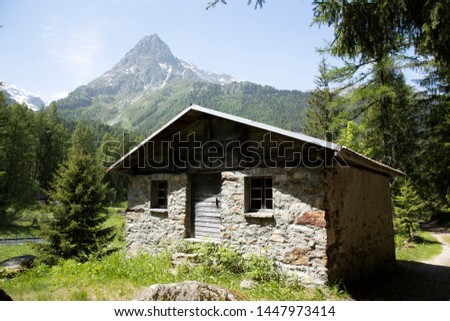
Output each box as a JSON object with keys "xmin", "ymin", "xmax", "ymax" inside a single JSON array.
[
  {"xmin": 1, "ymin": 203, "xmax": 446, "ymax": 301},
  {"xmin": 0, "ymin": 204, "xmax": 348, "ymax": 301}
]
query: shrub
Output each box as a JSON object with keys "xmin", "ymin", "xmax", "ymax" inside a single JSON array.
[
  {"xmin": 174, "ymin": 241, "xmax": 282, "ymax": 282},
  {"xmin": 394, "ymin": 180, "xmax": 427, "ymax": 239},
  {"xmin": 242, "ymin": 253, "xmax": 281, "ymax": 282}
]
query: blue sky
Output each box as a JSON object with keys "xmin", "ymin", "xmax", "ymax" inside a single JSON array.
[{"xmin": 0, "ymin": 0, "xmax": 337, "ymax": 102}]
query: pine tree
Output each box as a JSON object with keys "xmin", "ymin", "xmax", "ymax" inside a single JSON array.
[
  {"xmin": 394, "ymin": 180, "xmax": 427, "ymax": 240},
  {"xmin": 33, "ymin": 103, "xmax": 68, "ymax": 190},
  {"xmin": 0, "ymin": 97, "xmax": 37, "ymax": 226},
  {"xmin": 38, "ymin": 123, "xmax": 115, "ymax": 264},
  {"xmin": 414, "ymin": 78, "xmax": 450, "ymax": 216},
  {"xmin": 304, "ymin": 58, "xmax": 345, "ymax": 141}
]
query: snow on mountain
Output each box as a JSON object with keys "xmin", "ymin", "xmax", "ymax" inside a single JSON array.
[
  {"xmin": 87, "ymin": 34, "xmax": 235, "ymax": 95},
  {"xmin": 180, "ymin": 59, "xmax": 234, "ymax": 85},
  {"xmin": 0, "ymin": 81, "xmax": 45, "ymax": 111}
]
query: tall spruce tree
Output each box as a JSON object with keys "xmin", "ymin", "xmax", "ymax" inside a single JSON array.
[
  {"xmin": 33, "ymin": 103, "xmax": 68, "ymax": 190},
  {"xmin": 38, "ymin": 123, "xmax": 115, "ymax": 264},
  {"xmin": 305, "ymin": 58, "xmax": 345, "ymax": 141},
  {"xmin": 0, "ymin": 96, "xmax": 37, "ymax": 226},
  {"xmin": 414, "ymin": 72, "xmax": 450, "ymax": 215},
  {"xmin": 341, "ymin": 59, "xmax": 417, "ymax": 169}
]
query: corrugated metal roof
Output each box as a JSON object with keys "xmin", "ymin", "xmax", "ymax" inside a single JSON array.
[
  {"xmin": 189, "ymin": 104, "xmax": 341, "ymax": 150},
  {"xmin": 108, "ymin": 104, "xmax": 405, "ymax": 177}
]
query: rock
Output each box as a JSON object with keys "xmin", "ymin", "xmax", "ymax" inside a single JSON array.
[
  {"xmin": 222, "ymin": 172, "xmax": 239, "ymax": 181},
  {"xmin": 171, "ymin": 253, "xmax": 198, "ymax": 266},
  {"xmin": 284, "ymin": 248, "xmax": 311, "ymax": 265},
  {"xmin": 239, "ymin": 279, "xmax": 258, "ymax": 290},
  {"xmin": 0, "ymin": 289, "xmax": 13, "ymax": 301},
  {"xmin": 0, "ymin": 255, "xmax": 36, "ymax": 271},
  {"xmin": 168, "ymin": 268, "xmax": 178, "ymax": 276},
  {"xmin": 269, "ymin": 229, "xmax": 285, "ymax": 243},
  {"xmin": 127, "ymin": 205, "xmax": 146, "ymax": 213},
  {"xmin": 296, "ymin": 211, "xmax": 326, "ymax": 228},
  {"xmin": 134, "ymin": 281, "xmax": 245, "ymax": 301}
]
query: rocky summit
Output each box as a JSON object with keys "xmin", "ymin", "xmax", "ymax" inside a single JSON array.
[{"xmin": 88, "ymin": 34, "xmax": 234, "ymax": 96}]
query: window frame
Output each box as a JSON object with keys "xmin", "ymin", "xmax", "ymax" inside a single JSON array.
[
  {"xmin": 245, "ymin": 176, "xmax": 273, "ymax": 212},
  {"xmin": 151, "ymin": 180, "xmax": 168, "ymax": 209}
]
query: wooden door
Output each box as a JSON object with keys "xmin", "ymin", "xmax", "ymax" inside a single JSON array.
[{"xmin": 192, "ymin": 173, "xmax": 221, "ymax": 240}]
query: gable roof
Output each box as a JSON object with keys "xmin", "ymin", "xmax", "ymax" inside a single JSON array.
[{"xmin": 108, "ymin": 104, "xmax": 405, "ymax": 177}]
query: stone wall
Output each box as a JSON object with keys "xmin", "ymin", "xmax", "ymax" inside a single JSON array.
[
  {"xmin": 324, "ymin": 165, "xmax": 395, "ymax": 283},
  {"xmin": 126, "ymin": 173, "xmax": 189, "ymax": 254},
  {"xmin": 220, "ymin": 167, "xmax": 328, "ymax": 285},
  {"xmin": 126, "ymin": 167, "xmax": 329, "ymax": 285}
]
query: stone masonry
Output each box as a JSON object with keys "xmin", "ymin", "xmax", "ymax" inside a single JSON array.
[
  {"xmin": 126, "ymin": 173, "xmax": 189, "ymax": 253},
  {"xmin": 220, "ymin": 167, "xmax": 327, "ymax": 285},
  {"xmin": 126, "ymin": 167, "xmax": 329, "ymax": 285}
]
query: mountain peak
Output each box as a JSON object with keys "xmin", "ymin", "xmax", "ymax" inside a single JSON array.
[
  {"xmin": 88, "ymin": 34, "xmax": 233, "ymax": 95},
  {"xmin": 128, "ymin": 33, "xmax": 175, "ymax": 63}
]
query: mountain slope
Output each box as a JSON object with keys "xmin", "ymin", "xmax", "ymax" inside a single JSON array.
[
  {"xmin": 56, "ymin": 34, "xmax": 309, "ymax": 134},
  {"xmin": 0, "ymin": 81, "xmax": 45, "ymax": 111}
]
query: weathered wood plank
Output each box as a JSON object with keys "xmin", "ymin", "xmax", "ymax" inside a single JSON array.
[
  {"xmin": 195, "ymin": 231, "xmax": 221, "ymax": 238},
  {"xmin": 195, "ymin": 220, "xmax": 220, "ymax": 225},
  {"xmin": 194, "ymin": 226, "xmax": 220, "ymax": 233},
  {"xmin": 195, "ymin": 221, "xmax": 220, "ymax": 230},
  {"xmin": 194, "ymin": 199, "xmax": 219, "ymax": 205},
  {"xmin": 195, "ymin": 227, "xmax": 221, "ymax": 233},
  {"xmin": 195, "ymin": 203, "xmax": 219, "ymax": 209},
  {"xmin": 194, "ymin": 210, "xmax": 220, "ymax": 216},
  {"xmin": 193, "ymin": 173, "xmax": 221, "ymax": 240},
  {"xmin": 195, "ymin": 216, "xmax": 221, "ymax": 222}
]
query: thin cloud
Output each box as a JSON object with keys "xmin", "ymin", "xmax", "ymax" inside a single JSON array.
[
  {"xmin": 42, "ymin": 15, "xmax": 104, "ymax": 84},
  {"xmin": 46, "ymin": 91, "xmax": 69, "ymax": 105}
]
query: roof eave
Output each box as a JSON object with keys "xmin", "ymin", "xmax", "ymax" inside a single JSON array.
[{"xmin": 337, "ymin": 147, "xmax": 406, "ymax": 177}]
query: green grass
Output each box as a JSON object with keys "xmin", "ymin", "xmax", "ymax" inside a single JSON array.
[
  {"xmin": 0, "ymin": 221, "xmax": 40, "ymax": 239},
  {"xmin": 103, "ymin": 204, "xmax": 126, "ymax": 250},
  {"xmin": 1, "ymin": 248, "xmax": 348, "ymax": 301},
  {"xmin": 395, "ymin": 231, "xmax": 442, "ymax": 262},
  {"xmin": 0, "ymin": 206, "xmax": 47, "ymax": 239},
  {"xmin": 1, "ymin": 201, "xmax": 349, "ymax": 301},
  {"xmin": 0, "ymin": 202, "xmax": 127, "ymax": 240},
  {"xmin": 0, "ymin": 243, "xmax": 36, "ymax": 262},
  {"xmin": 1, "ymin": 250, "xmax": 176, "ymax": 300}
]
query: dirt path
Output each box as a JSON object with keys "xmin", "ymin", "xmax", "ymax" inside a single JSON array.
[
  {"xmin": 349, "ymin": 231, "xmax": 450, "ymax": 301},
  {"xmin": 421, "ymin": 232, "xmax": 450, "ymax": 267}
]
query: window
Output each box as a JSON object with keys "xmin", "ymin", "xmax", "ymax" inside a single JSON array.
[
  {"xmin": 247, "ymin": 177, "xmax": 273, "ymax": 211},
  {"xmin": 151, "ymin": 181, "xmax": 168, "ymax": 208}
]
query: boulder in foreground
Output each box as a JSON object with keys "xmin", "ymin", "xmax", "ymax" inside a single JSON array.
[
  {"xmin": 0, "ymin": 289, "xmax": 13, "ymax": 301},
  {"xmin": 134, "ymin": 281, "xmax": 246, "ymax": 301}
]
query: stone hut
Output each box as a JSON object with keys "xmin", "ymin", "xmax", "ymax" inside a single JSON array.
[{"xmin": 109, "ymin": 105, "xmax": 404, "ymax": 285}]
